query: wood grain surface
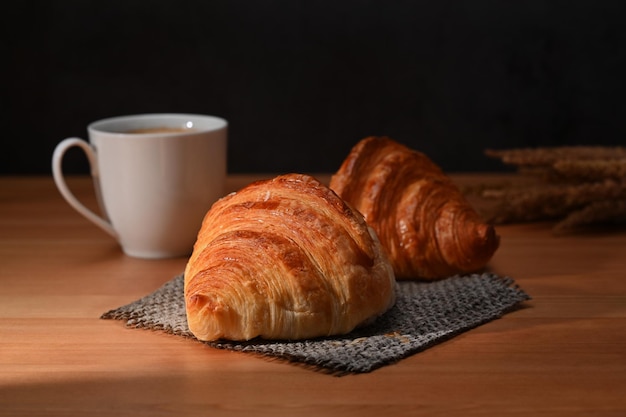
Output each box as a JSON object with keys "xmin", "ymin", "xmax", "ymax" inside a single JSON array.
[{"xmin": 1, "ymin": 175, "xmax": 624, "ymax": 417}]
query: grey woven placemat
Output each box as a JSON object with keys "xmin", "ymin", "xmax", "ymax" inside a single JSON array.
[{"xmin": 101, "ymin": 273, "xmax": 530, "ymax": 375}]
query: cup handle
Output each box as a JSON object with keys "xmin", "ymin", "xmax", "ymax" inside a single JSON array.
[{"xmin": 52, "ymin": 138, "xmax": 118, "ymax": 238}]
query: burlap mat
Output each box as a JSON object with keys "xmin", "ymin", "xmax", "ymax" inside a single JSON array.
[{"xmin": 101, "ymin": 273, "xmax": 530, "ymax": 375}]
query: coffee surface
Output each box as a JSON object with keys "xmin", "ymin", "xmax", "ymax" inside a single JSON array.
[{"xmin": 126, "ymin": 127, "xmax": 194, "ymax": 134}]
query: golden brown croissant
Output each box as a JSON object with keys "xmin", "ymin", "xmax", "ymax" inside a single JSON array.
[
  {"xmin": 330, "ymin": 136, "xmax": 499, "ymax": 280},
  {"xmin": 184, "ymin": 173, "xmax": 396, "ymax": 342}
]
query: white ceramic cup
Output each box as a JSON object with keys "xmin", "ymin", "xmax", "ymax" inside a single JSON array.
[{"xmin": 52, "ymin": 113, "xmax": 228, "ymax": 259}]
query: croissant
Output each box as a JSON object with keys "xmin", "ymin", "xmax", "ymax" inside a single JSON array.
[
  {"xmin": 184, "ymin": 173, "xmax": 396, "ymax": 342},
  {"xmin": 330, "ymin": 136, "xmax": 500, "ymax": 280}
]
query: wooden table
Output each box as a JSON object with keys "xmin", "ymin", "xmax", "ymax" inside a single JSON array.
[{"xmin": 1, "ymin": 174, "xmax": 625, "ymax": 417}]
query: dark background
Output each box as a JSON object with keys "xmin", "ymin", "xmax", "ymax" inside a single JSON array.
[{"xmin": 3, "ymin": 0, "xmax": 625, "ymax": 175}]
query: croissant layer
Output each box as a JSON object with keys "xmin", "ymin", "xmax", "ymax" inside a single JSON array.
[
  {"xmin": 330, "ymin": 136, "xmax": 499, "ymax": 280},
  {"xmin": 184, "ymin": 173, "xmax": 396, "ymax": 341}
]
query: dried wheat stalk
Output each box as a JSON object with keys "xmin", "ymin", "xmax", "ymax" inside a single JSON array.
[
  {"xmin": 554, "ymin": 199, "xmax": 626, "ymax": 234},
  {"xmin": 551, "ymin": 159, "xmax": 626, "ymax": 182},
  {"xmin": 471, "ymin": 146, "xmax": 626, "ymax": 234},
  {"xmin": 484, "ymin": 146, "xmax": 626, "ymax": 167}
]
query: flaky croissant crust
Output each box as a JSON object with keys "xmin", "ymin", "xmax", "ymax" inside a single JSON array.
[
  {"xmin": 184, "ymin": 173, "xmax": 396, "ymax": 342},
  {"xmin": 330, "ymin": 136, "xmax": 500, "ymax": 280}
]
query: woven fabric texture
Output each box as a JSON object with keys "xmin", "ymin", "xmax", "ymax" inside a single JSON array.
[{"xmin": 101, "ymin": 273, "xmax": 530, "ymax": 374}]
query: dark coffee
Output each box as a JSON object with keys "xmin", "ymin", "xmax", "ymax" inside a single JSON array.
[{"xmin": 126, "ymin": 127, "xmax": 194, "ymax": 134}]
